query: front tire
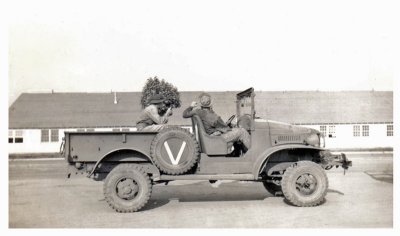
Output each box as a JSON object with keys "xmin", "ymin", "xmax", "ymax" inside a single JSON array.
[
  {"xmin": 281, "ymin": 161, "xmax": 328, "ymax": 207},
  {"xmin": 103, "ymin": 164, "xmax": 152, "ymax": 212}
]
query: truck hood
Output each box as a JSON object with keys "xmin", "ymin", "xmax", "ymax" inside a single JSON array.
[
  {"xmin": 255, "ymin": 119, "xmax": 320, "ymax": 146},
  {"xmin": 267, "ymin": 120, "xmax": 318, "ymax": 135}
]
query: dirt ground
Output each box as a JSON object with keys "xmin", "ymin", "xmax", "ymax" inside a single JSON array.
[{"xmin": 8, "ymin": 152, "xmax": 393, "ymax": 228}]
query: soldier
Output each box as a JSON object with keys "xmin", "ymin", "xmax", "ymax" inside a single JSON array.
[
  {"xmin": 136, "ymin": 94, "xmax": 173, "ymax": 131},
  {"xmin": 183, "ymin": 92, "xmax": 251, "ymax": 152}
]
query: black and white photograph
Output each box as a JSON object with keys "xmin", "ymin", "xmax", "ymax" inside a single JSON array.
[{"xmin": 1, "ymin": 0, "xmax": 398, "ymax": 233}]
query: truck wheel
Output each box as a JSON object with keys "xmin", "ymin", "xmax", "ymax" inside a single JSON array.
[
  {"xmin": 103, "ymin": 164, "xmax": 152, "ymax": 213},
  {"xmin": 262, "ymin": 181, "xmax": 283, "ymax": 196},
  {"xmin": 150, "ymin": 127, "xmax": 200, "ymax": 175},
  {"xmin": 281, "ymin": 161, "xmax": 328, "ymax": 207}
]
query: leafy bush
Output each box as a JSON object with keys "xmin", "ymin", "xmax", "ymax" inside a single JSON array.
[{"xmin": 140, "ymin": 76, "xmax": 181, "ymax": 108}]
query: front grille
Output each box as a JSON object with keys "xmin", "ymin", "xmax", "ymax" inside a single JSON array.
[{"xmin": 277, "ymin": 135, "xmax": 301, "ymax": 142}]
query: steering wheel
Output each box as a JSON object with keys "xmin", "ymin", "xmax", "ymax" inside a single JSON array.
[{"xmin": 226, "ymin": 114, "xmax": 236, "ymax": 127}]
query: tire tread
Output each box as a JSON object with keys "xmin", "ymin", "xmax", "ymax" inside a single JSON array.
[
  {"xmin": 281, "ymin": 161, "xmax": 328, "ymax": 207},
  {"xmin": 103, "ymin": 164, "xmax": 152, "ymax": 213}
]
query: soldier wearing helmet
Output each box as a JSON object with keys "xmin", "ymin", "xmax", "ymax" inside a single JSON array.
[{"xmin": 183, "ymin": 92, "xmax": 251, "ymax": 152}]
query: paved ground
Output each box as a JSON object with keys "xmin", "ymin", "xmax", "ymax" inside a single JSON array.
[{"xmin": 9, "ymin": 152, "xmax": 393, "ymax": 228}]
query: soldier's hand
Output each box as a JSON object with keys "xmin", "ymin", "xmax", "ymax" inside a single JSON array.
[
  {"xmin": 190, "ymin": 101, "xmax": 198, "ymax": 108},
  {"xmin": 166, "ymin": 107, "xmax": 173, "ymax": 116}
]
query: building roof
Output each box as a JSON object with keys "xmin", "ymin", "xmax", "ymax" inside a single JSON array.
[
  {"xmin": 9, "ymin": 90, "xmax": 393, "ymax": 129},
  {"xmin": 254, "ymin": 91, "xmax": 393, "ymax": 125}
]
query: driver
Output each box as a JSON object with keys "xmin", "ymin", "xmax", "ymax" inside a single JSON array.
[{"xmin": 182, "ymin": 92, "xmax": 251, "ymax": 152}]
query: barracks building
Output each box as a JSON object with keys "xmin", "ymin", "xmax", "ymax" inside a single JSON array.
[{"xmin": 8, "ymin": 90, "xmax": 393, "ymax": 154}]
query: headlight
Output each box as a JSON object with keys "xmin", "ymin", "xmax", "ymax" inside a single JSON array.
[
  {"xmin": 319, "ymin": 133, "xmax": 325, "ymax": 147},
  {"xmin": 305, "ymin": 133, "xmax": 320, "ymax": 147}
]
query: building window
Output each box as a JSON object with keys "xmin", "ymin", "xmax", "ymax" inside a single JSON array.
[
  {"xmin": 15, "ymin": 132, "xmax": 23, "ymax": 142},
  {"xmin": 51, "ymin": 129, "xmax": 59, "ymax": 142},
  {"xmin": 387, "ymin": 125, "xmax": 393, "ymax": 136},
  {"xmin": 9, "ymin": 130, "xmax": 24, "ymax": 143},
  {"xmin": 362, "ymin": 125, "xmax": 369, "ymax": 137},
  {"xmin": 112, "ymin": 128, "xmax": 131, "ymax": 132},
  {"xmin": 353, "ymin": 125, "xmax": 360, "ymax": 137},
  {"xmin": 77, "ymin": 128, "xmax": 95, "ymax": 132},
  {"xmin": 14, "ymin": 138, "xmax": 23, "ymax": 143},
  {"xmin": 41, "ymin": 130, "xmax": 49, "ymax": 142},
  {"xmin": 320, "ymin": 126, "xmax": 326, "ymax": 137},
  {"xmin": 8, "ymin": 130, "xmax": 13, "ymax": 143},
  {"xmin": 328, "ymin": 125, "xmax": 336, "ymax": 138},
  {"xmin": 41, "ymin": 129, "xmax": 59, "ymax": 142}
]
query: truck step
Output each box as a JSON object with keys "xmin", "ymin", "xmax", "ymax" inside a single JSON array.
[{"xmin": 159, "ymin": 174, "xmax": 255, "ymax": 181}]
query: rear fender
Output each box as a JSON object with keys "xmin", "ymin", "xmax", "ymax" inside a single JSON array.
[{"xmin": 88, "ymin": 149, "xmax": 155, "ymax": 177}]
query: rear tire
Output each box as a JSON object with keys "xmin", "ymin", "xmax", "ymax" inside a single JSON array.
[
  {"xmin": 281, "ymin": 161, "xmax": 328, "ymax": 207},
  {"xmin": 103, "ymin": 164, "xmax": 152, "ymax": 212}
]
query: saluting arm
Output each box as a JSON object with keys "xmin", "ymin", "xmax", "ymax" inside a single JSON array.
[{"xmin": 183, "ymin": 107, "xmax": 197, "ymax": 118}]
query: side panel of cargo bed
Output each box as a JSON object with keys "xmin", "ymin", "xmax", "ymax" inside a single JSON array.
[{"xmin": 66, "ymin": 132, "xmax": 157, "ymax": 163}]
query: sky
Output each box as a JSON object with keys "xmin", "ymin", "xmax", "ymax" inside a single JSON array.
[{"xmin": 7, "ymin": 0, "xmax": 397, "ymax": 105}]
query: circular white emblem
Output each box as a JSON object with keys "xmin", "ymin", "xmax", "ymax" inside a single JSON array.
[{"xmin": 163, "ymin": 141, "xmax": 187, "ymax": 165}]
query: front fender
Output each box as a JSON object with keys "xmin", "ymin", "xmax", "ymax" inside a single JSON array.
[{"xmin": 252, "ymin": 144, "xmax": 324, "ymax": 178}]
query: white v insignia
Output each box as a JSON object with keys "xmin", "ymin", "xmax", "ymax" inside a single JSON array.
[{"xmin": 163, "ymin": 141, "xmax": 187, "ymax": 165}]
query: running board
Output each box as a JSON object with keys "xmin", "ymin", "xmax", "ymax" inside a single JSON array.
[{"xmin": 159, "ymin": 174, "xmax": 255, "ymax": 181}]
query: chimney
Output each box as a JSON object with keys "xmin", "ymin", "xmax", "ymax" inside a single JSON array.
[{"xmin": 114, "ymin": 92, "xmax": 118, "ymax": 104}]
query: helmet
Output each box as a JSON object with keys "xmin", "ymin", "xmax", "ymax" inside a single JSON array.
[{"xmin": 199, "ymin": 92, "xmax": 212, "ymax": 108}]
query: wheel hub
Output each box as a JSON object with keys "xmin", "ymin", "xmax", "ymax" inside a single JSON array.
[
  {"xmin": 116, "ymin": 178, "xmax": 139, "ymax": 200},
  {"xmin": 295, "ymin": 173, "xmax": 317, "ymax": 196}
]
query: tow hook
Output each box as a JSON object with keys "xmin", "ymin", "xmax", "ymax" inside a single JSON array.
[
  {"xmin": 321, "ymin": 151, "xmax": 352, "ymax": 175},
  {"xmin": 340, "ymin": 153, "xmax": 352, "ymax": 175}
]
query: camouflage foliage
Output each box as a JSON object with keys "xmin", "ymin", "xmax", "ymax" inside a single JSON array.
[{"xmin": 140, "ymin": 76, "xmax": 181, "ymax": 108}]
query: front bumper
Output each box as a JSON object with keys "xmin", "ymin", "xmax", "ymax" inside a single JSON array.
[{"xmin": 320, "ymin": 151, "xmax": 352, "ymax": 171}]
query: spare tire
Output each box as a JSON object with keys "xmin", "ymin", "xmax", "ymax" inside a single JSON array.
[{"xmin": 150, "ymin": 127, "xmax": 200, "ymax": 175}]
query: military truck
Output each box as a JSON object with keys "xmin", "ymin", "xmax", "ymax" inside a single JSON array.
[{"xmin": 62, "ymin": 88, "xmax": 351, "ymax": 212}]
